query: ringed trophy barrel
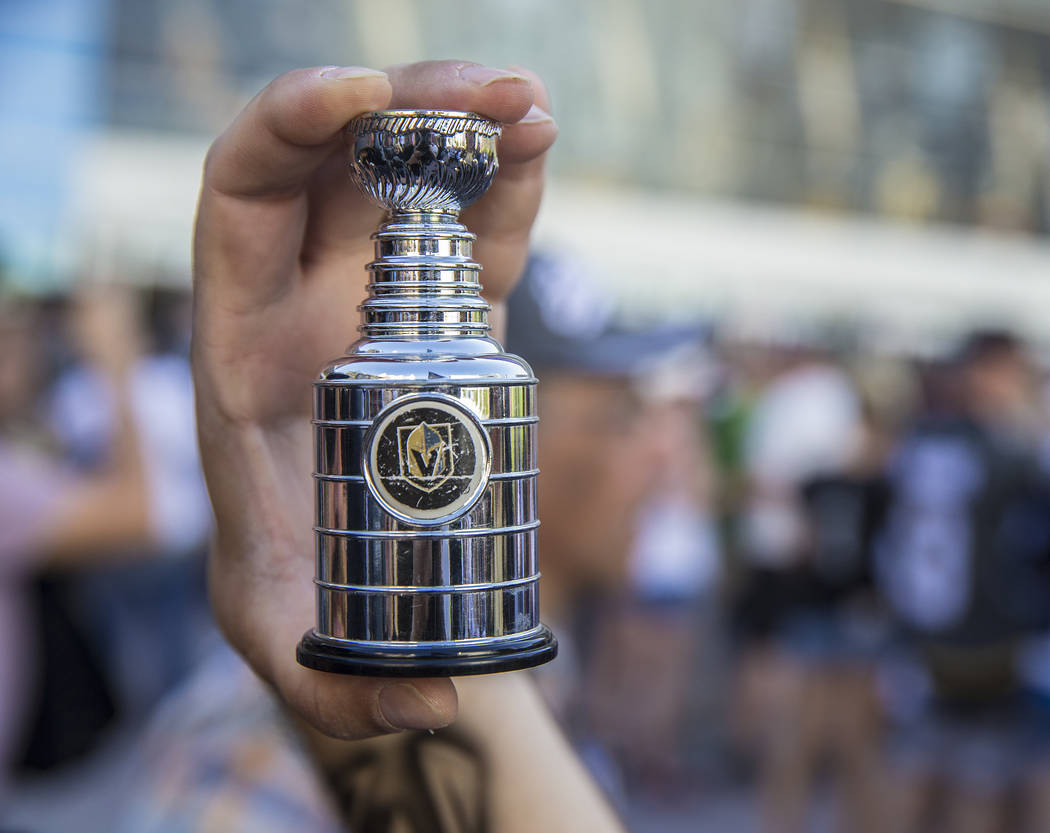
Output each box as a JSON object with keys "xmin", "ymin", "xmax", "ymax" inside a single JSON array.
[{"xmin": 296, "ymin": 110, "xmax": 558, "ymax": 676}]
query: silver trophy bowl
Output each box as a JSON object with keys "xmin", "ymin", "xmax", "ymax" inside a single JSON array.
[
  {"xmin": 348, "ymin": 110, "xmax": 500, "ymax": 213},
  {"xmin": 296, "ymin": 110, "xmax": 557, "ymax": 676}
]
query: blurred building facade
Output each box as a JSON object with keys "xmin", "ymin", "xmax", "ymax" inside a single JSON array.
[{"xmin": 3, "ymin": 0, "xmax": 1050, "ymax": 290}]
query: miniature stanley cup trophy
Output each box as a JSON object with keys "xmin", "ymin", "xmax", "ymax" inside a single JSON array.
[{"xmin": 296, "ymin": 110, "xmax": 558, "ymax": 676}]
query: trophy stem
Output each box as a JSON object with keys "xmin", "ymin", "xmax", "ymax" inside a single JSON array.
[{"xmin": 359, "ymin": 211, "xmax": 490, "ymax": 340}]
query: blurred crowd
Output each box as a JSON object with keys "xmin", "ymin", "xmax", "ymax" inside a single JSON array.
[
  {"xmin": 3, "ymin": 255, "xmax": 1050, "ymax": 833},
  {"xmin": 510, "ymin": 255, "xmax": 1050, "ymax": 833}
]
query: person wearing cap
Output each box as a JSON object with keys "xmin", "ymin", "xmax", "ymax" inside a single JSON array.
[
  {"xmin": 505, "ymin": 253, "xmax": 706, "ymax": 633},
  {"xmin": 505, "ymin": 252, "xmax": 714, "ymax": 796}
]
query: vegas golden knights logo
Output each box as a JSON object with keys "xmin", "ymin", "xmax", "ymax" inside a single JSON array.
[
  {"xmin": 398, "ymin": 422, "xmax": 454, "ymax": 492},
  {"xmin": 365, "ymin": 395, "xmax": 491, "ymax": 524}
]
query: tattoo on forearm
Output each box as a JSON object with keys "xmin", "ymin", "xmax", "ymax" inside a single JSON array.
[{"xmin": 324, "ymin": 728, "xmax": 489, "ymax": 833}]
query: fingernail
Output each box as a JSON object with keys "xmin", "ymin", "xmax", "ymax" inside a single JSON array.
[
  {"xmin": 519, "ymin": 103, "xmax": 554, "ymax": 125},
  {"xmin": 458, "ymin": 64, "xmax": 530, "ymax": 87},
  {"xmin": 378, "ymin": 683, "xmax": 447, "ymax": 730},
  {"xmin": 321, "ymin": 65, "xmax": 388, "ymax": 81}
]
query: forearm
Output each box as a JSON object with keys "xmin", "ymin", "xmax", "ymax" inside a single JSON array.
[
  {"xmin": 455, "ymin": 673, "xmax": 625, "ymax": 833},
  {"xmin": 35, "ymin": 482, "xmax": 150, "ymax": 565},
  {"xmin": 37, "ymin": 368, "xmax": 152, "ymax": 565}
]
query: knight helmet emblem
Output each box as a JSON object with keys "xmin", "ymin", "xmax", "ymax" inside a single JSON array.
[{"xmin": 397, "ymin": 422, "xmax": 454, "ymax": 492}]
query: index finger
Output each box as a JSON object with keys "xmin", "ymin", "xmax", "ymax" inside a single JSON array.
[
  {"xmin": 194, "ymin": 66, "xmax": 393, "ymax": 307},
  {"xmin": 204, "ymin": 65, "xmax": 393, "ymax": 199}
]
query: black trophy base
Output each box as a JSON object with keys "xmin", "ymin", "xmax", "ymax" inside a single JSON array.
[{"xmin": 297, "ymin": 627, "xmax": 558, "ymax": 677}]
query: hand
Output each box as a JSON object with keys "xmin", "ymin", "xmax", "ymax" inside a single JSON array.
[{"xmin": 191, "ymin": 61, "xmax": 557, "ymax": 739}]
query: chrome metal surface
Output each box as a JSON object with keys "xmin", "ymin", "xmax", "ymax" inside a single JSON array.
[
  {"xmin": 316, "ymin": 475, "xmax": 536, "ymax": 532},
  {"xmin": 317, "ymin": 581, "xmax": 539, "ymax": 643},
  {"xmin": 315, "ymin": 527, "xmax": 536, "ymax": 586},
  {"xmin": 347, "ymin": 111, "xmax": 500, "ymax": 214},
  {"xmin": 298, "ymin": 109, "xmax": 555, "ymax": 674},
  {"xmin": 314, "ymin": 573, "xmax": 540, "ymax": 593},
  {"xmin": 311, "ymin": 624, "xmax": 547, "ymax": 652}
]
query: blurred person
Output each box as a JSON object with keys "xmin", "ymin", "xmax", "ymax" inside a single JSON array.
[
  {"xmin": 729, "ymin": 342, "xmax": 862, "ymax": 687},
  {"xmin": 763, "ymin": 386, "xmax": 898, "ymax": 833},
  {"xmin": 119, "ymin": 61, "xmax": 623, "ymax": 833},
  {"xmin": 504, "ymin": 254, "xmax": 714, "ymax": 801},
  {"xmin": 503, "ymin": 253, "xmax": 680, "ymax": 634},
  {"xmin": 741, "ymin": 346, "xmax": 862, "ymax": 572},
  {"xmin": 2, "ymin": 285, "xmax": 217, "ymax": 833},
  {"xmin": 0, "ymin": 288, "xmax": 152, "ymax": 796},
  {"xmin": 746, "ymin": 353, "xmax": 919, "ymax": 833},
  {"xmin": 627, "ymin": 343, "xmax": 721, "ymax": 607},
  {"xmin": 705, "ymin": 336, "xmax": 781, "ymax": 587},
  {"xmin": 41, "ymin": 285, "xmax": 212, "ymax": 723},
  {"xmin": 593, "ymin": 347, "xmax": 723, "ymax": 798},
  {"xmin": 875, "ymin": 331, "xmax": 1050, "ymax": 833},
  {"xmin": 729, "ymin": 344, "xmax": 885, "ymax": 833}
]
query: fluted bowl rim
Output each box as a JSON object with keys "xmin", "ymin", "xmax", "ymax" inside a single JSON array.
[{"xmin": 346, "ymin": 109, "xmax": 503, "ymax": 136}]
